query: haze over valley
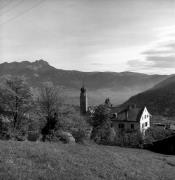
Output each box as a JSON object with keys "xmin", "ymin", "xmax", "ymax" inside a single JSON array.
[{"xmin": 0, "ymin": 60, "xmax": 169, "ymax": 105}]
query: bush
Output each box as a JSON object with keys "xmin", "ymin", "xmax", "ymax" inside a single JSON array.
[
  {"xmin": 144, "ymin": 127, "xmax": 174, "ymax": 144},
  {"xmin": 0, "ymin": 117, "xmax": 28, "ymax": 141},
  {"xmin": 7, "ymin": 128, "xmax": 27, "ymax": 141},
  {"xmin": 0, "ymin": 121, "xmax": 11, "ymax": 140},
  {"xmin": 45, "ymin": 130, "xmax": 62, "ymax": 142},
  {"xmin": 91, "ymin": 124, "xmax": 115, "ymax": 145},
  {"xmin": 45, "ymin": 130, "xmax": 75, "ymax": 144},
  {"xmin": 115, "ymin": 131, "xmax": 143, "ymax": 148},
  {"xmin": 72, "ymin": 129, "xmax": 87, "ymax": 144},
  {"xmin": 27, "ymin": 131, "xmax": 41, "ymax": 141}
]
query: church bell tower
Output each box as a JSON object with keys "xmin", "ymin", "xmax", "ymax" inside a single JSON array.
[{"xmin": 80, "ymin": 85, "xmax": 88, "ymax": 115}]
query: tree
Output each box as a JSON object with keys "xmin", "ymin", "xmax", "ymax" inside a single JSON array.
[
  {"xmin": 38, "ymin": 85, "xmax": 64, "ymax": 140},
  {"xmin": 90, "ymin": 104, "xmax": 112, "ymax": 144},
  {"xmin": 0, "ymin": 76, "xmax": 32, "ymax": 129},
  {"xmin": 91, "ymin": 104, "xmax": 111, "ymax": 127}
]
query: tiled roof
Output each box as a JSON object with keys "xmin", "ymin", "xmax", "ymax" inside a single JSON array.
[
  {"xmin": 110, "ymin": 106, "xmax": 121, "ymax": 113},
  {"xmin": 112, "ymin": 107, "xmax": 144, "ymax": 122}
]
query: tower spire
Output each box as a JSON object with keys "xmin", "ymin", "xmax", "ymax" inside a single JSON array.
[{"xmin": 80, "ymin": 82, "xmax": 88, "ymax": 115}]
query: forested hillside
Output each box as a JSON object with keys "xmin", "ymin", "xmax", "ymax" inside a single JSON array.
[{"xmin": 124, "ymin": 76, "xmax": 175, "ymax": 116}]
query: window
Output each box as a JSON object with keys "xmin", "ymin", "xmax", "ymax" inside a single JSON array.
[
  {"xmin": 145, "ymin": 122, "xmax": 148, "ymax": 127},
  {"xmin": 142, "ymin": 123, "xmax": 144, "ymax": 128},
  {"xmin": 131, "ymin": 124, "xmax": 134, "ymax": 129},
  {"xmin": 118, "ymin": 124, "xmax": 124, "ymax": 129}
]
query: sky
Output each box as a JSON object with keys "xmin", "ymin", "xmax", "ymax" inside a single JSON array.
[{"xmin": 0, "ymin": 0, "xmax": 175, "ymax": 74}]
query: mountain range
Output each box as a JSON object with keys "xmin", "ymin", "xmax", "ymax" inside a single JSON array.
[
  {"xmin": 0, "ymin": 60, "xmax": 169, "ymax": 105},
  {"xmin": 124, "ymin": 75, "xmax": 175, "ymax": 116}
]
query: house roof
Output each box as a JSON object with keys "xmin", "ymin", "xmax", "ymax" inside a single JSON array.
[
  {"xmin": 112, "ymin": 106, "xmax": 145, "ymax": 122},
  {"xmin": 110, "ymin": 106, "xmax": 121, "ymax": 114}
]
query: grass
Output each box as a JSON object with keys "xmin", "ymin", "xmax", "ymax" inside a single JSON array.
[{"xmin": 0, "ymin": 140, "xmax": 175, "ymax": 180}]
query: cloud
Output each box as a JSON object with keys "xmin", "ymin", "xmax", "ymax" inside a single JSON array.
[
  {"xmin": 142, "ymin": 50, "xmax": 171, "ymax": 55},
  {"xmin": 127, "ymin": 59, "xmax": 150, "ymax": 70},
  {"xmin": 165, "ymin": 43, "xmax": 175, "ymax": 50},
  {"xmin": 128, "ymin": 54, "xmax": 175, "ymax": 72},
  {"xmin": 128, "ymin": 25, "xmax": 175, "ymax": 73},
  {"xmin": 142, "ymin": 42, "xmax": 175, "ymax": 56},
  {"xmin": 1, "ymin": 1, "xmax": 175, "ymax": 74},
  {"xmin": 146, "ymin": 55, "xmax": 175, "ymax": 68},
  {"xmin": 128, "ymin": 54, "xmax": 175, "ymax": 71},
  {"xmin": 142, "ymin": 41, "xmax": 175, "ymax": 69}
]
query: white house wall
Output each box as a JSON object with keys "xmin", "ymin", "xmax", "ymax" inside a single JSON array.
[{"xmin": 140, "ymin": 107, "xmax": 150, "ymax": 133}]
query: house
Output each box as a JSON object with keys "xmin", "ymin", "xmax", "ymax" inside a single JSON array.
[
  {"xmin": 79, "ymin": 86, "xmax": 151, "ymax": 135},
  {"xmin": 111, "ymin": 105, "xmax": 151, "ymax": 134}
]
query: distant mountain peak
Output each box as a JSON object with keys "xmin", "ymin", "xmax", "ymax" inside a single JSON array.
[
  {"xmin": 26, "ymin": 59, "xmax": 50, "ymax": 71},
  {"xmin": 0, "ymin": 59, "xmax": 51, "ymax": 71},
  {"xmin": 1, "ymin": 59, "xmax": 49, "ymax": 66},
  {"xmin": 33, "ymin": 59, "xmax": 49, "ymax": 66}
]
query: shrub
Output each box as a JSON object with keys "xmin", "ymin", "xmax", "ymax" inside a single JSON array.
[
  {"xmin": 144, "ymin": 127, "xmax": 174, "ymax": 144},
  {"xmin": 0, "ymin": 120, "xmax": 11, "ymax": 140},
  {"xmin": 7, "ymin": 128, "xmax": 27, "ymax": 141},
  {"xmin": 45, "ymin": 130, "xmax": 75, "ymax": 144},
  {"xmin": 115, "ymin": 130, "xmax": 143, "ymax": 148},
  {"xmin": 0, "ymin": 117, "xmax": 28, "ymax": 141},
  {"xmin": 27, "ymin": 131, "xmax": 41, "ymax": 141},
  {"xmin": 72, "ymin": 129, "xmax": 87, "ymax": 144},
  {"xmin": 45, "ymin": 130, "xmax": 62, "ymax": 142},
  {"xmin": 91, "ymin": 124, "xmax": 114, "ymax": 145}
]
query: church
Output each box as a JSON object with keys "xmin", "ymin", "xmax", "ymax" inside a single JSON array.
[{"xmin": 79, "ymin": 85, "xmax": 151, "ymax": 134}]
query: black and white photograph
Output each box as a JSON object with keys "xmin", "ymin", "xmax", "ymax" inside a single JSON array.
[{"xmin": 0, "ymin": 0, "xmax": 175, "ymax": 179}]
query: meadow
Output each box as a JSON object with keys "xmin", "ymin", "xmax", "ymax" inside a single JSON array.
[{"xmin": 0, "ymin": 140, "xmax": 175, "ymax": 180}]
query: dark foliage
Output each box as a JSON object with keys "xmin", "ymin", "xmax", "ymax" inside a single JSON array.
[
  {"xmin": 91, "ymin": 104, "xmax": 111, "ymax": 127},
  {"xmin": 115, "ymin": 130, "xmax": 143, "ymax": 148},
  {"xmin": 0, "ymin": 120, "xmax": 11, "ymax": 140},
  {"xmin": 71, "ymin": 129, "xmax": 87, "ymax": 143},
  {"xmin": 90, "ymin": 104, "xmax": 112, "ymax": 144},
  {"xmin": 37, "ymin": 86, "xmax": 64, "ymax": 140},
  {"xmin": 41, "ymin": 113, "xmax": 58, "ymax": 141},
  {"xmin": 144, "ymin": 127, "xmax": 175, "ymax": 144}
]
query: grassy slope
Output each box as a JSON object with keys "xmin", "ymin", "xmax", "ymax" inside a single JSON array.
[{"xmin": 0, "ymin": 141, "xmax": 175, "ymax": 180}]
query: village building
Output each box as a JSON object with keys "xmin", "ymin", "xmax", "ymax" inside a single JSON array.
[
  {"xmin": 111, "ymin": 105, "xmax": 151, "ymax": 134},
  {"xmin": 79, "ymin": 86, "xmax": 151, "ymax": 134}
]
